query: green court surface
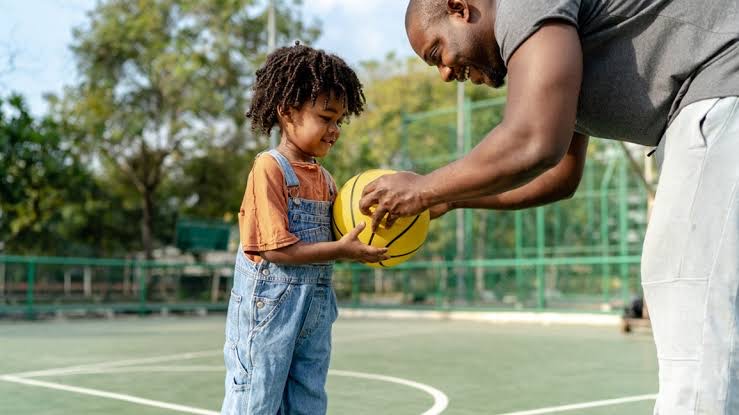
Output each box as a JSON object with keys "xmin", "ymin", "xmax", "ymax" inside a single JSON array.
[{"xmin": 1, "ymin": 315, "xmax": 657, "ymax": 414}]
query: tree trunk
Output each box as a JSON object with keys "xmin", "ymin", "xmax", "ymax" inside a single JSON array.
[
  {"xmin": 142, "ymin": 188, "xmax": 157, "ymax": 300},
  {"xmin": 141, "ymin": 189, "xmax": 155, "ymax": 260}
]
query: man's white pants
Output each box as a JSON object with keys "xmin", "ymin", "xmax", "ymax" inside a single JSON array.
[{"xmin": 643, "ymin": 96, "xmax": 739, "ymax": 414}]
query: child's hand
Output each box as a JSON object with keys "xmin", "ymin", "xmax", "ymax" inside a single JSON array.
[{"xmin": 338, "ymin": 222, "xmax": 389, "ymax": 263}]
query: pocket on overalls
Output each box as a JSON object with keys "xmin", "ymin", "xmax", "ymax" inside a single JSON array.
[
  {"xmin": 225, "ymin": 291, "xmax": 242, "ymax": 343},
  {"xmin": 224, "ymin": 291, "xmax": 252, "ymax": 391},
  {"xmin": 252, "ymin": 279, "xmax": 293, "ymax": 330},
  {"xmin": 330, "ymin": 288, "xmax": 339, "ymax": 323}
]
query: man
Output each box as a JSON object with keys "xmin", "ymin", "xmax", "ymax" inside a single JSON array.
[{"xmin": 359, "ymin": 0, "xmax": 739, "ymax": 413}]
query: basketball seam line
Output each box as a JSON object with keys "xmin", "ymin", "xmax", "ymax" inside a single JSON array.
[
  {"xmin": 389, "ymin": 244, "xmax": 423, "ymax": 258},
  {"xmin": 384, "ymin": 214, "xmax": 421, "ymax": 249},
  {"xmin": 377, "ymin": 215, "xmax": 423, "ymax": 268},
  {"xmin": 379, "ymin": 243, "xmax": 424, "ymax": 268},
  {"xmin": 349, "ymin": 173, "xmax": 363, "ymax": 230},
  {"xmin": 332, "ymin": 220, "xmax": 344, "ymax": 237}
]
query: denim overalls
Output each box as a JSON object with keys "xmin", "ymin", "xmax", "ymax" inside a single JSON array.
[{"xmin": 221, "ymin": 149, "xmax": 339, "ymax": 415}]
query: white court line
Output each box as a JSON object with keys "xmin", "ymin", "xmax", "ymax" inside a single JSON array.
[
  {"xmin": 29, "ymin": 365, "xmax": 225, "ymax": 377},
  {"xmin": 7, "ymin": 328, "xmax": 439, "ymax": 379},
  {"xmin": 8, "ymin": 350, "xmax": 220, "ymax": 378},
  {"xmin": 18, "ymin": 365, "xmax": 449, "ymax": 415},
  {"xmin": 493, "ymin": 394, "xmax": 657, "ymax": 415},
  {"xmin": 0, "ymin": 375, "xmax": 218, "ymax": 415},
  {"xmin": 2, "ymin": 329, "xmax": 449, "ymax": 414},
  {"xmin": 331, "ymin": 370, "xmax": 448, "ymax": 415}
]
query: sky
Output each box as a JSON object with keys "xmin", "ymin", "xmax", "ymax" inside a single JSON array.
[{"xmin": 0, "ymin": 0, "xmax": 415, "ymax": 116}]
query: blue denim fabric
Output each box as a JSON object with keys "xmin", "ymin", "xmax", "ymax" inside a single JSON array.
[{"xmin": 221, "ymin": 150, "xmax": 339, "ymax": 415}]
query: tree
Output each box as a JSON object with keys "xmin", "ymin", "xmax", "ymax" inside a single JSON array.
[
  {"xmin": 54, "ymin": 0, "xmax": 319, "ymax": 259},
  {"xmin": 0, "ymin": 94, "xmax": 110, "ymax": 255}
]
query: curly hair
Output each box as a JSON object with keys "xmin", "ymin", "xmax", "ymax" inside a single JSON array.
[{"xmin": 246, "ymin": 41, "xmax": 365, "ymax": 136}]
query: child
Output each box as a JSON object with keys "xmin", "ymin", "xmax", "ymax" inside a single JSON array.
[{"xmin": 221, "ymin": 42, "xmax": 388, "ymax": 415}]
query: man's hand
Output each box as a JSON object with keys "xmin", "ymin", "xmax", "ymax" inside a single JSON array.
[
  {"xmin": 338, "ymin": 222, "xmax": 389, "ymax": 263},
  {"xmin": 428, "ymin": 202, "xmax": 454, "ymax": 219},
  {"xmin": 359, "ymin": 171, "xmax": 429, "ymax": 232}
]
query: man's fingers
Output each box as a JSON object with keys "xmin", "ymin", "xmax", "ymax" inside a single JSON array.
[
  {"xmin": 385, "ymin": 213, "xmax": 399, "ymax": 228},
  {"xmin": 361, "ymin": 180, "xmax": 377, "ymax": 196},
  {"xmin": 358, "ymin": 191, "xmax": 377, "ymax": 215},
  {"xmin": 370, "ymin": 206, "xmax": 388, "ymax": 232},
  {"xmin": 359, "ymin": 179, "xmax": 379, "ymax": 214}
]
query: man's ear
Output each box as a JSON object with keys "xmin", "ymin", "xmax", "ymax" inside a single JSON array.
[{"xmin": 447, "ymin": 0, "xmax": 470, "ymax": 21}]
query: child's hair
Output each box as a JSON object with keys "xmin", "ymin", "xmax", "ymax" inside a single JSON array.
[{"xmin": 246, "ymin": 41, "xmax": 366, "ymax": 136}]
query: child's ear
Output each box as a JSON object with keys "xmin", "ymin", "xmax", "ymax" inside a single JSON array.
[{"xmin": 277, "ymin": 105, "xmax": 292, "ymax": 123}]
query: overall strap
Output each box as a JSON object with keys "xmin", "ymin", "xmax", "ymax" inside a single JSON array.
[
  {"xmin": 266, "ymin": 149, "xmax": 300, "ymax": 188},
  {"xmin": 320, "ymin": 166, "xmax": 336, "ymax": 197}
]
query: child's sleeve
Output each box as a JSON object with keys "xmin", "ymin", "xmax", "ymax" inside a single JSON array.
[{"xmin": 238, "ymin": 155, "xmax": 299, "ymax": 255}]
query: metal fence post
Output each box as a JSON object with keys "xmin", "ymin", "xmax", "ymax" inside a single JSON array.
[
  {"xmin": 351, "ymin": 272, "xmax": 360, "ymax": 307},
  {"xmin": 600, "ymin": 158, "xmax": 617, "ymax": 305},
  {"xmin": 619, "ymin": 159, "xmax": 630, "ymax": 306},
  {"xmin": 26, "ymin": 261, "xmax": 36, "ymax": 319},
  {"xmin": 536, "ymin": 207, "xmax": 546, "ymax": 309},
  {"xmin": 515, "ymin": 211, "xmax": 524, "ymax": 306},
  {"xmin": 138, "ymin": 262, "xmax": 146, "ymax": 315}
]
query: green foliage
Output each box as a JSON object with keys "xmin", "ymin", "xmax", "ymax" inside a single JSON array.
[
  {"xmin": 52, "ymin": 0, "xmax": 319, "ymax": 257},
  {"xmin": 163, "ymin": 137, "xmax": 255, "ymax": 222},
  {"xmin": 0, "ymin": 94, "xmax": 132, "ymax": 255}
]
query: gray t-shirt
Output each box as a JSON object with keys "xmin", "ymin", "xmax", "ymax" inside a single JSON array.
[{"xmin": 495, "ymin": 0, "xmax": 739, "ymax": 145}]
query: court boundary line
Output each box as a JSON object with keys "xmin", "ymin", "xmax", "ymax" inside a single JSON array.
[
  {"xmin": 6, "ymin": 349, "xmax": 220, "ymax": 378},
  {"xmin": 3, "ymin": 320, "xmax": 652, "ymax": 415},
  {"xmin": 2, "ymin": 328, "xmax": 453, "ymax": 414},
  {"xmin": 0, "ymin": 375, "xmax": 219, "ymax": 415},
  {"xmin": 3, "ymin": 327, "xmax": 441, "ymax": 379},
  {"xmin": 3, "ymin": 365, "xmax": 450, "ymax": 415},
  {"xmin": 330, "ymin": 370, "xmax": 448, "ymax": 415},
  {"xmin": 493, "ymin": 393, "xmax": 657, "ymax": 415},
  {"xmin": 340, "ymin": 309, "xmax": 621, "ymax": 326}
]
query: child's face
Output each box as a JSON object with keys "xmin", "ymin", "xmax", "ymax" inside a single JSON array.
[{"xmin": 281, "ymin": 92, "xmax": 347, "ymax": 161}]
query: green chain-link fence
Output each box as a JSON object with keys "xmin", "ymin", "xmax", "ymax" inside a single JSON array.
[{"xmin": 0, "ymin": 98, "xmax": 653, "ymax": 318}]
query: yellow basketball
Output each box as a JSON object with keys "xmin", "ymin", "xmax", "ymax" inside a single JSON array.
[{"xmin": 332, "ymin": 169, "xmax": 430, "ymax": 268}]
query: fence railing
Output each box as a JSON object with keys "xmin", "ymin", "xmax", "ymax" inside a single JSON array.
[{"xmin": 0, "ymin": 254, "xmax": 641, "ymax": 318}]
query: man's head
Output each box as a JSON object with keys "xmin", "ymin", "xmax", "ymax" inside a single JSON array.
[{"xmin": 405, "ymin": 0, "xmax": 506, "ymax": 87}]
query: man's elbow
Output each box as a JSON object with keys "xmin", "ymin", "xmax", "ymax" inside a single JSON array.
[
  {"xmin": 557, "ymin": 165, "xmax": 585, "ymax": 201},
  {"xmin": 559, "ymin": 183, "xmax": 578, "ymax": 200},
  {"xmin": 526, "ymin": 137, "xmax": 569, "ymax": 174}
]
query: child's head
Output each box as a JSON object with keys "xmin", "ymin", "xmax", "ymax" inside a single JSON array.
[{"xmin": 246, "ymin": 41, "xmax": 365, "ymax": 159}]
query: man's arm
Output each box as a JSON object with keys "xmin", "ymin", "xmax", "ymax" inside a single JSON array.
[
  {"xmin": 360, "ymin": 22, "xmax": 583, "ymax": 228},
  {"xmin": 419, "ymin": 22, "xmax": 583, "ymax": 204},
  {"xmin": 450, "ymin": 132, "xmax": 588, "ymax": 211}
]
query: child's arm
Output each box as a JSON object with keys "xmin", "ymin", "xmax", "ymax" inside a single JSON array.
[{"xmin": 261, "ymin": 222, "xmax": 388, "ymax": 265}]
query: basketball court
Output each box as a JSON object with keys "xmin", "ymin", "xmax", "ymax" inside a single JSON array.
[{"xmin": 1, "ymin": 315, "xmax": 657, "ymax": 414}]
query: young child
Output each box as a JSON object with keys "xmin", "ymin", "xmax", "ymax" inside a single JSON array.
[{"xmin": 221, "ymin": 42, "xmax": 388, "ymax": 415}]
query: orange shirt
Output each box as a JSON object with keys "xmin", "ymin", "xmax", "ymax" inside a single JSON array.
[{"xmin": 238, "ymin": 153, "xmax": 336, "ymax": 262}]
